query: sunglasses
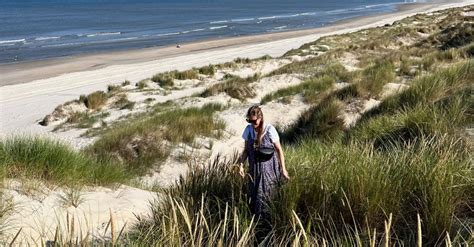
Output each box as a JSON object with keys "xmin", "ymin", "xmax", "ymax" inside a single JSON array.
[{"xmin": 247, "ymin": 119, "xmax": 259, "ymax": 124}]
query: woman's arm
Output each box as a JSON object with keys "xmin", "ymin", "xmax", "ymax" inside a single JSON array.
[
  {"xmin": 274, "ymin": 141, "xmax": 290, "ymax": 180},
  {"xmin": 237, "ymin": 141, "xmax": 248, "ymax": 177},
  {"xmin": 238, "ymin": 140, "xmax": 248, "ymax": 164}
]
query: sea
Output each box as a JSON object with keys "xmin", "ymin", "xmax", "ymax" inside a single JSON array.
[{"xmin": 0, "ymin": 0, "xmax": 426, "ymax": 64}]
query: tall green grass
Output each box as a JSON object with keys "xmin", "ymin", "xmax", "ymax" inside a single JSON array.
[
  {"xmin": 277, "ymin": 134, "xmax": 472, "ymax": 244},
  {"xmin": 79, "ymin": 91, "xmax": 109, "ymax": 110},
  {"xmin": 129, "ymin": 59, "xmax": 473, "ymax": 246},
  {"xmin": 269, "ymin": 53, "xmax": 331, "ymax": 76},
  {"xmin": 200, "ymin": 74, "xmax": 259, "ymax": 100},
  {"xmin": 130, "ymin": 155, "xmax": 255, "ymax": 246},
  {"xmin": 280, "ymin": 97, "xmax": 344, "ymax": 143},
  {"xmin": 261, "ymin": 62, "xmax": 353, "ymax": 105},
  {"xmin": 151, "ymin": 69, "xmax": 199, "ymax": 88},
  {"xmin": 0, "ymin": 137, "xmax": 129, "ymax": 186},
  {"xmin": 129, "ymin": 133, "xmax": 472, "ymax": 245},
  {"xmin": 362, "ymin": 59, "xmax": 473, "ymax": 121},
  {"xmin": 87, "ymin": 103, "xmax": 226, "ymax": 173},
  {"xmin": 261, "ymin": 75, "xmax": 335, "ymax": 104},
  {"xmin": 197, "ymin": 64, "xmax": 215, "ymax": 76},
  {"xmin": 356, "ymin": 60, "xmax": 395, "ymax": 97}
]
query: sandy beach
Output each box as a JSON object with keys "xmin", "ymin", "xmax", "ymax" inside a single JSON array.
[{"xmin": 0, "ymin": 0, "xmax": 472, "ymax": 139}]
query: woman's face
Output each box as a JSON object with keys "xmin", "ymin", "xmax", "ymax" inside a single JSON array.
[{"xmin": 248, "ymin": 116, "xmax": 261, "ymax": 129}]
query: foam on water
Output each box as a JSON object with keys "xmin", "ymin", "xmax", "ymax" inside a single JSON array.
[{"xmin": 0, "ymin": 0, "xmax": 417, "ymax": 63}]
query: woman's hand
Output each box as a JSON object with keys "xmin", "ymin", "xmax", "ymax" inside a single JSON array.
[
  {"xmin": 239, "ymin": 164, "xmax": 245, "ymax": 178},
  {"xmin": 281, "ymin": 168, "xmax": 290, "ymax": 180}
]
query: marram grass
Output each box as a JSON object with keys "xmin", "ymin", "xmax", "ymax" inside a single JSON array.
[
  {"xmin": 87, "ymin": 103, "xmax": 226, "ymax": 173},
  {"xmin": 0, "ymin": 137, "xmax": 129, "ymax": 186}
]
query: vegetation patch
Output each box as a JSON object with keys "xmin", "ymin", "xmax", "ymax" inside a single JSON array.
[
  {"xmin": 53, "ymin": 112, "xmax": 110, "ymax": 131},
  {"xmin": 113, "ymin": 94, "xmax": 135, "ymax": 110},
  {"xmin": 200, "ymin": 73, "xmax": 260, "ymax": 100},
  {"xmin": 107, "ymin": 84, "xmax": 121, "ymax": 94},
  {"xmin": 197, "ymin": 64, "xmax": 215, "ymax": 76},
  {"xmin": 79, "ymin": 91, "xmax": 109, "ymax": 110},
  {"xmin": 121, "ymin": 80, "xmax": 131, "ymax": 87},
  {"xmin": 269, "ymin": 53, "xmax": 331, "ymax": 76},
  {"xmin": 355, "ymin": 60, "xmax": 395, "ymax": 97},
  {"xmin": 261, "ymin": 75, "xmax": 335, "ymax": 104},
  {"xmin": 136, "ymin": 79, "xmax": 149, "ymax": 89},
  {"xmin": 87, "ymin": 103, "xmax": 226, "ymax": 173},
  {"xmin": 130, "ymin": 133, "xmax": 471, "ymax": 245},
  {"xmin": 129, "ymin": 58, "xmax": 473, "ymax": 246},
  {"xmin": 281, "ymin": 97, "xmax": 344, "ymax": 143},
  {"xmin": 233, "ymin": 57, "xmax": 251, "ymax": 64},
  {"xmin": 362, "ymin": 59, "xmax": 473, "ymax": 120},
  {"xmin": 425, "ymin": 22, "xmax": 474, "ymax": 50},
  {"xmin": 0, "ymin": 137, "xmax": 129, "ymax": 186},
  {"xmin": 151, "ymin": 69, "xmax": 199, "ymax": 88}
]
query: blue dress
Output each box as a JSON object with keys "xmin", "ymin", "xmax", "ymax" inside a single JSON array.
[{"xmin": 245, "ymin": 127, "xmax": 282, "ymax": 217}]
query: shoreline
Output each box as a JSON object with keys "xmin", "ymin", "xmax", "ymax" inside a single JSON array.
[
  {"xmin": 0, "ymin": 0, "xmax": 472, "ymax": 136},
  {"xmin": 1, "ymin": 1, "xmax": 470, "ymax": 86}
]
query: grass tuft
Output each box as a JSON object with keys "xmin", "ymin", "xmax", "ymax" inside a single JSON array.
[
  {"xmin": 197, "ymin": 64, "xmax": 215, "ymax": 76},
  {"xmin": 152, "ymin": 69, "xmax": 199, "ymax": 88},
  {"xmin": 200, "ymin": 73, "xmax": 260, "ymax": 100},
  {"xmin": 356, "ymin": 60, "xmax": 395, "ymax": 97},
  {"xmin": 0, "ymin": 137, "xmax": 129, "ymax": 186},
  {"xmin": 107, "ymin": 85, "xmax": 121, "ymax": 94},
  {"xmin": 113, "ymin": 95, "xmax": 135, "ymax": 110},
  {"xmin": 261, "ymin": 75, "xmax": 335, "ymax": 104},
  {"xmin": 281, "ymin": 97, "xmax": 344, "ymax": 143},
  {"xmin": 121, "ymin": 80, "xmax": 131, "ymax": 87},
  {"xmin": 136, "ymin": 80, "xmax": 148, "ymax": 89},
  {"xmin": 79, "ymin": 91, "xmax": 108, "ymax": 110},
  {"xmin": 87, "ymin": 103, "xmax": 226, "ymax": 173}
]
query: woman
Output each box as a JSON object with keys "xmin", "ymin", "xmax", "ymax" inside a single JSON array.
[{"xmin": 238, "ymin": 105, "xmax": 290, "ymax": 220}]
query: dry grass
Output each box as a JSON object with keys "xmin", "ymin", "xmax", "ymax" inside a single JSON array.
[
  {"xmin": 79, "ymin": 91, "xmax": 108, "ymax": 110},
  {"xmin": 200, "ymin": 73, "xmax": 260, "ymax": 100}
]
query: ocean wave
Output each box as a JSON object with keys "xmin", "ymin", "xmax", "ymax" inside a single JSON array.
[
  {"xmin": 181, "ymin": 28, "xmax": 206, "ymax": 34},
  {"xmin": 327, "ymin": 8, "xmax": 351, "ymax": 14},
  {"xmin": 365, "ymin": 2, "xmax": 404, "ymax": 9},
  {"xmin": 106, "ymin": 37, "xmax": 139, "ymax": 42},
  {"xmin": 209, "ymin": 25, "xmax": 227, "ymax": 30},
  {"xmin": 41, "ymin": 42, "xmax": 84, "ymax": 48},
  {"xmin": 257, "ymin": 16, "xmax": 277, "ymax": 20},
  {"xmin": 86, "ymin": 32, "xmax": 121, "ymax": 38},
  {"xmin": 273, "ymin": 25, "xmax": 287, "ymax": 30},
  {"xmin": 300, "ymin": 12, "xmax": 318, "ymax": 16},
  {"xmin": 326, "ymin": 2, "xmax": 400, "ymax": 16},
  {"xmin": 34, "ymin": 36, "xmax": 60, "ymax": 41},
  {"xmin": 231, "ymin": 18, "xmax": 254, "ymax": 22},
  {"xmin": 210, "ymin": 20, "xmax": 228, "ymax": 24},
  {"xmin": 276, "ymin": 14, "xmax": 301, "ymax": 18},
  {"xmin": 40, "ymin": 36, "xmax": 139, "ymax": 47},
  {"xmin": 155, "ymin": 32, "xmax": 180, "ymax": 37},
  {"xmin": 256, "ymin": 13, "xmax": 302, "ymax": 21},
  {"xmin": 0, "ymin": 39, "xmax": 26, "ymax": 44}
]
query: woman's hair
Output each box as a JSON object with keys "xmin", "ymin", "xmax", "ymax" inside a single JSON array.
[{"xmin": 246, "ymin": 105, "xmax": 264, "ymax": 147}]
